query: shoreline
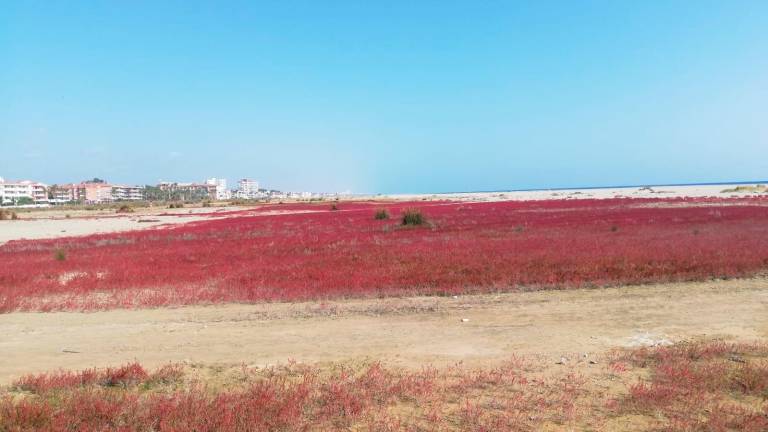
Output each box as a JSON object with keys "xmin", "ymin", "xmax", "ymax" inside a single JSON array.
[{"xmin": 375, "ymin": 182, "xmax": 767, "ymax": 202}]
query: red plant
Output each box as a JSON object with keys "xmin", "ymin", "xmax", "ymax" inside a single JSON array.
[
  {"xmin": 2, "ymin": 197, "xmax": 768, "ymax": 312},
  {"xmin": 0, "ymin": 358, "xmax": 586, "ymax": 431},
  {"xmin": 614, "ymin": 341, "xmax": 768, "ymax": 431},
  {"xmin": 3, "ymin": 341, "xmax": 766, "ymax": 431},
  {"xmin": 13, "ymin": 362, "xmax": 182, "ymax": 394}
]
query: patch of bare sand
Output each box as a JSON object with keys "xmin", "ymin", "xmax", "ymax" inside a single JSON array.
[
  {"xmin": 1, "ymin": 277, "xmax": 767, "ymax": 384},
  {"xmin": 0, "ymin": 205, "xmax": 321, "ymax": 244}
]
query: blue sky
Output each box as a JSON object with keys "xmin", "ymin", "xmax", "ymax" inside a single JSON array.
[{"xmin": 1, "ymin": 1, "xmax": 767, "ymax": 193}]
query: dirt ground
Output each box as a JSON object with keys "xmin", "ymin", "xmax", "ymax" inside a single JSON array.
[
  {"xmin": 1, "ymin": 277, "xmax": 766, "ymax": 384},
  {"xmin": 0, "ymin": 205, "xmax": 248, "ymax": 245}
]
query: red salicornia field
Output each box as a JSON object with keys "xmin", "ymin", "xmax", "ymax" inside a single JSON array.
[{"xmin": 2, "ymin": 198, "xmax": 768, "ymax": 312}]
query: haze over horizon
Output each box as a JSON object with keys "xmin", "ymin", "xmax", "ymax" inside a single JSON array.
[{"xmin": 2, "ymin": 1, "xmax": 767, "ymax": 193}]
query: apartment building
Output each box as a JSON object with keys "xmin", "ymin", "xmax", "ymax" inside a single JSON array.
[
  {"xmin": 236, "ymin": 178, "xmax": 260, "ymax": 199},
  {"xmin": 0, "ymin": 177, "xmax": 49, "ymax": 205},
  {"xmin": 206, "ymin": 178, "xmax": 230, "ymax": 200},
  {"xmin": 83, "ymin": 183, "xmax": 113, "ymax": 203},
  {"xmin": 49, "ymin": 184, "xmax": 84, "ymax": 204},
  {"xmin": 111, "ymin": 185, "xmax": 144, "ymax": 201},
  {"xmin": 158, "ymin": 182, "xmax": 216, "ymax": 200},
  {"xmin": 49, "ymin": 182, "xmax": 144, "ymax": 204}
]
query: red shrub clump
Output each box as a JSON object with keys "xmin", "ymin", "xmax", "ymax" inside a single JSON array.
[
  {"xmin": 13, "ymin": 362, "xmax": 183, "ymax": 394},
  {"xmin": 2, "ymin": 197, "xmax": 768, "ymax": 312},
  {"xmin": 613, "ymin": 341, "xmax": 768, "ymax": 431}
]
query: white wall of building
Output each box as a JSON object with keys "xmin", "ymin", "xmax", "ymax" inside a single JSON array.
[
  {"xmin": 237, "ymin": 178, "xmax": 260, "ymax": 199},
  {"xmin": 206, "ymin": 178, "xmax": 230, "ymax": 200},
  {"xmin": 0, "ymin": 178, "xmax": 49, "ymax": 205}
]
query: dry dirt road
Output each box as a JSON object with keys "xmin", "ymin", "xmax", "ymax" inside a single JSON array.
[{"xmin": 1, "ymin": 277, "xmax": 767, "ymax": 384}]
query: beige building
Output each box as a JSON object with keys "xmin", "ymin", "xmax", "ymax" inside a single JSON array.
[{"xmin": 50, "ymin": 182, "xmax": 144, "ymax": 204}]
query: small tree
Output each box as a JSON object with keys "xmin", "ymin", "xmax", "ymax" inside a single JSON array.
[{"xmin": 15, "ymin": 197, "xmax": 34, "ymax": 205}]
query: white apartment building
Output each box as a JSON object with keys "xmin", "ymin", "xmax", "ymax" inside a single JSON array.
[
  {"xmin": 237, "ymin": 178, "xmax": 260, "ymax": 199},
  {"xmin": 206, "ymin": 178, "xmax": 230, "ymax": 200},
  {"xmin": 0, "ymin": 177, "xmax": 49, "ymax": 205},
  {"xmin": 111, "ymin": 185, "xmax": 145, "ymax": 201}
]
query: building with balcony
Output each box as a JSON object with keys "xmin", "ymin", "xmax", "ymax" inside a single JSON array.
[
  {"xmin": 111, "ymin": 185, "xmax": 145, "ymax": 201},
  {"xmin": 236, "ymin": 178, "xmax": 260, "ymax": 199},
  {"xmin": 48, "ymin": 184, "xmax": 84, "ymax": 204},
  {"xmin": 0, "ymin": 177, "xmax": 49, "ymax": 205},
  {"xmin": 48, "ymin": 182, "xmax": 144, "ymax": 204},
  {"xmin": 206, "ymin": 178, "xmax": 230, "ymax": 200}
]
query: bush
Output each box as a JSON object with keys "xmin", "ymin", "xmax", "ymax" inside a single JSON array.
[
  {"xmin": 202, "ymin": 201, "xmax": 212, "ymax": 208},
  {"xmin": 374, "ymin": 209, "xmax": 390, "ymax": 220},
  {"xmin": 116, "ymin": 205, "xmax": 134, "ymax": 213},
  {"xmin": 168, "ymin": 202, "xmax": 184, "ymax": 209},
  {"xmin": 402, "ymin": 209, "xmax": 425, "ymax": 226},
  {"xmin": 0, "ymin": 209, "xmax": 18, "ymax": 220},
  {"xmin": 228, "ymin": 199, "xmax": 251, "ymax": 206},
  {"xmin": 54, "ymin": 249, "xmax": 67, "ymax": 261}
]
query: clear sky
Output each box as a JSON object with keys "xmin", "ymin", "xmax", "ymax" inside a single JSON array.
[{"xmin": 1, "ymin": 1, "xmax": 767, "ymax": 193}]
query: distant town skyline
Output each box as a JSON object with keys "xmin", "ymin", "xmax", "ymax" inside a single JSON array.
[{"xmin": 2, "ymin": 1, "xmax": 767, "ymax": 193}]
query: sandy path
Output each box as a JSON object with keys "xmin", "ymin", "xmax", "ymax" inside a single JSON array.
[
  {"xmin": 0, "ymin": 205, "xmax": 254, "ymax": 245},
  {"xmin": 1, "ymin": 277, "xmax": 767, "ymax": 383},
  {"xmin": 0, "ymin": 215, "xmax": 214, "ymax": 245}
]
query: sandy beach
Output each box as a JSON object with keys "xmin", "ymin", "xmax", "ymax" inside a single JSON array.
[{"xmin": 382, "ymin": 183, "xmax": 767, "ymax": 202}]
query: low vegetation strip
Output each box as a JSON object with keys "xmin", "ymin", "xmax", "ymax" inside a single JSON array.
[
  {"xmin": 610, "ymin": 341, "xmax": 768, "ymax": 431},
  {"xmin": 1, "ymin": 340, "xmax": 765, "ymax": 431},
  {"xmin": 2, "ymin": 198, "xmax": 768, "ymax": 312}
]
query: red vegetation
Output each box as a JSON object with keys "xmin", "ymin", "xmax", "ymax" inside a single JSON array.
[
  {"xmin": 13, "ymin": 363, "xmax": 183, "ymax": 394},
  {"xmin": 1, "ymin": 358, "xmax": 585, "ymax": 431},
  {"xmin": 612, "ymin": 341, "xmax": 768, "ymax": 431},
  {"xmin": 3, "ymin": 341, "xmax": 766, "ymax": 431},
  {"xmin": 2, "ymin": 198, "xmax": 768, "ymax": 312}
]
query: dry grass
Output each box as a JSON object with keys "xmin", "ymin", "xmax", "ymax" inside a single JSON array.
[{"xmin": 2, "ymin": 340, "xmax": 766, "ymax": 431}]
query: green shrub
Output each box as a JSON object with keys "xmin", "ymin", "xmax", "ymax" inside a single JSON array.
[
  {"xmin": 54, "ymin": 249, "xmax": 67, "ymax": 261},
  {"xmin": 402, "ymin": 209, "xmax": 425, "ymax": 226},
  {"xmin": 116, "ymin": 205, "xmax": 135, "ymax": 213},
  {"xmin": 374, "ymin": 209, "xmax": 390, "ymax": 220}
]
